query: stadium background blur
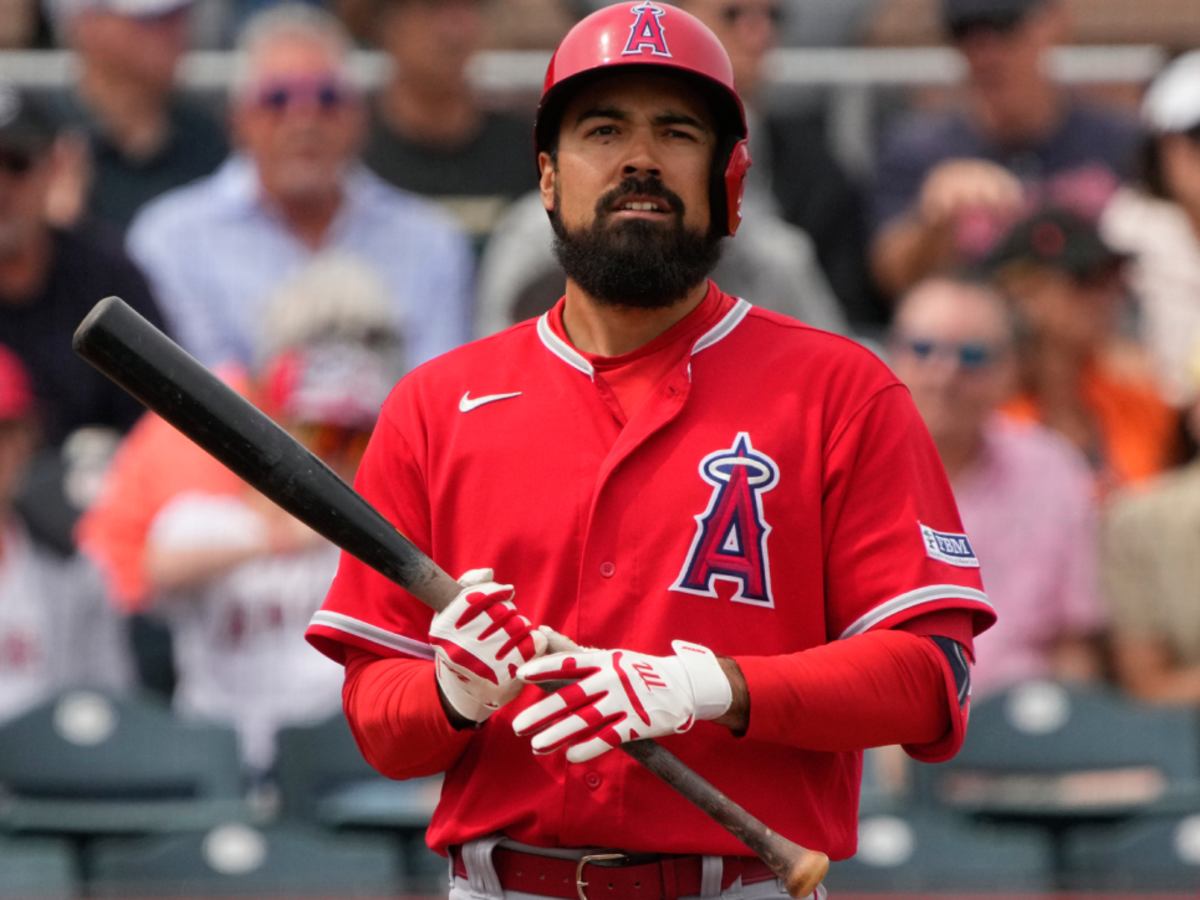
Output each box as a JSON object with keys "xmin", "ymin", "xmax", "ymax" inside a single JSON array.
[{"xmin": 2, "ymin": 0, "xmax": 1200, "ymax": 896}]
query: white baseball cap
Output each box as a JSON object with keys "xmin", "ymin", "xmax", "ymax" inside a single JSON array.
[{"xmin": 1142, "ymin": 50, "xmax": 1200, "ymax": 134}]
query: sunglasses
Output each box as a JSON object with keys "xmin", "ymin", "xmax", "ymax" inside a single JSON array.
[
  {"xmin": 252, "ymin": 77, "xmax": 351, "ymax": 114},
  {"xmin": 0, "ymin": 148, "xmax": 35, "ymax": 176},
  {"xmin": 719, "ymin": 2, "xmax": 784, "ymax": 26},
  {"xmin": 947, "ymin": 11, "xmax": 1026, "ymax": 42},
  {"xmin": 899, "ymin": 337, "xmax": 1003, "ymax": 371},
  {"xmin": 292, "ymin": 422, "xmax": 372, "ymax": 460}
]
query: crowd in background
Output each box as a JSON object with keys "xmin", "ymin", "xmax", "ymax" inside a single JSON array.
[{"xmin": 1, "ymin": 0, "xmax": 1200, "ymax": 801}]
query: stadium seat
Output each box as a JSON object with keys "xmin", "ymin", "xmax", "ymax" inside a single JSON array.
[
  {"xmin": 1061, "ymin": 811, "xmax": 1200, "ymax": 890},
  {"xmin": 0, "ymin": 835, "xmax": 78, "ymax": 899},
  {"xmin": 274, "ymin": 711, "xmax": 441, "ymax": 830},
  {"xmin": 825, "ymin": 809, "xmax": 1056, "ymax": 891},
  {"xmin": 273, "ymin": 712, "xmax": 444, "ymax": 890},
  {"xmin": 911, "ymin": 680, "xmax": 1200, "ymax": 821},
  {"xmin": 87, "ymin": 822, "xmax": 403, "ymax": 897},
  {"xmin": 0, "ymin": 688, "xmax": 245, "ymax": 835}
]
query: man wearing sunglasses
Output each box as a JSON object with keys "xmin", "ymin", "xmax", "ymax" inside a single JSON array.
[
  {"xmin": 127, "ymin": 3, "xmax": 474, "ymax": 371},
  {"xmin": 47, "ymin": 0, "xmax": 227, "ymax": 232},
  {"xmin": 888, "ymin": 275, "xmax": 1105, "ymax": 700},
  {"xmin": 869, "ymin": 0, "xmax": 1141, "ymax": 300}
]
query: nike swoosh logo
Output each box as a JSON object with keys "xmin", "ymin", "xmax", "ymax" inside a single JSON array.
[{"xmin": 459, "ymin": 391, "xmax": 523, "ymax": 413}]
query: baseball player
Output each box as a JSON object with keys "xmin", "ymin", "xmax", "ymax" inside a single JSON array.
[{"xmin": 307, "ymin": 4, "xmax": 996, "ymax": 898}]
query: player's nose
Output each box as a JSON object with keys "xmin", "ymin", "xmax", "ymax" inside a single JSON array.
[{"xmin": 619, "ymin": 130, "xmax": 663, "ymax": 179}]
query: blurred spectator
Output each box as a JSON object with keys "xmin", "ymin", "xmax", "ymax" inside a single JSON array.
[
  {"xmin": 0, "ymin": 344, "xmax": 132, "ymax": 725},
  {"xmin": 1102, "ymin": 357, "xmax": 1200, "ymax": 705},
  {"xmin": 1101, "ymin": 51, "xmax": 1200, "ymax": 410},
  {"xmin": 1, "ymin": 0, "xmax": 42, "ymax": 47},
  {"xmin": 889, "ymin": 275, "xmax": 1104, "ymax": 698},
  {"xmin": 142, "ymin": 340, "xmax": 393, "ymax": 775},
  {"xmin": 127, "ymin": 3, "xmax": 474, "ymax": 369},
  {"xmin": 475, "ymin": 190, "xmax": 849, "ymax": 337},
  {"xmin": 987, "ymin": 205, "xmax": 1180, "ymax": 492},
  {"xmin": 0, "ymin": 82, "xmax": 168, "ymax": 448},
  {"xmin": 869, "ymin": 0, "xmax": 1141, "ymax": 298},
  {"xmin": 362, "ymin": 0, "xmax": 536, "ymax": 245},
  {"xmin": 486, "ymin": 0, "xmax": 574, "ymax": 49},
  {"xmin": 77, "ymin": 253, "xmax": 398, "ymax": 697},
  {"xmin": 46, "ymin": 0, "xmax": 228, "ymax": 232},
  {"xmin": 777, "ymin": 0, "xmax": 880, "ymax": 46},
  {"xmin": 677, "ymin": 0, "xmax": 886, "ymax": 329}
]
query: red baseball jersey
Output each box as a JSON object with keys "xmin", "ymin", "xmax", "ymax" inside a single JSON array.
[{"xmin": 307, "ymin": 282, "xmax": 994, "ymax": 860}]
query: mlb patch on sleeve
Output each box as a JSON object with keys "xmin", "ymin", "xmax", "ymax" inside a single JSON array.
[{"xmin": 919, "ymin": 523, "xmax": 980, "ymax": 568}]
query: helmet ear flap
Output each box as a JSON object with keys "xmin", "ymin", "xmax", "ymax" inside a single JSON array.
[{"xmin": 716, "ymin": 138, "xmax": 752, "ymax": 237}]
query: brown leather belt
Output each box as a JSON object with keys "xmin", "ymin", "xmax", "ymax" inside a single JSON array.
[{"xmin": 451, "ymin": 844, "xmax": 778, "ymax": 900}]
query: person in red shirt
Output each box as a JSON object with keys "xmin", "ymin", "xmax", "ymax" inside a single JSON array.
[{"xmin": 306, "ymin": 4, "xmax": 995, "ymax": 898}]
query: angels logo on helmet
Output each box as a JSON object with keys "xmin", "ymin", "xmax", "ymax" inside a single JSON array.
[{"xmin": 623, "ymin": 2, "xmax": 672, "ymax": 57}]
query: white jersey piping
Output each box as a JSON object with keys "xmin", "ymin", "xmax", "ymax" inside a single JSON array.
[
  {"xmin": 536, "ymin": 313, "xmax": 594, "ymax": 378},
  {"xmin": 309, "ymin": 610, "xmax": 435, "ymax": 659},
  {"xmin": 691, "ymin": 297, "xmax": 751, "ymax": 356},
  {"xmin": 838, "ymin": 584, "xmax": 992, "ymax": 640}
]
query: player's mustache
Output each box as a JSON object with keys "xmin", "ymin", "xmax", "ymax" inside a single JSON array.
[{"xmin": 596, "ymin": 177, "xmax": 685, "ymax": 218}]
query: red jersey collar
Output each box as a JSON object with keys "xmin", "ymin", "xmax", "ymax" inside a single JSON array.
[{"xmin": 536, "ymin": 281, "xmax": 751, "ymax": 380}]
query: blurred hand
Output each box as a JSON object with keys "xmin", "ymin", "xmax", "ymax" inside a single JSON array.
[
  {"xmin": 44, "ymin": 133, "xmax": 91, "ymax": 229},
  {"xmin": 917, "ymin": 158, "xmax": 1024, "ymax": 228}
]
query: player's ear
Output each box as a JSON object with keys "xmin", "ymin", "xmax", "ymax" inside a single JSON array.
[{"xmin": 538, "ymin": 151, "xmax": 557, "ymax": 213}]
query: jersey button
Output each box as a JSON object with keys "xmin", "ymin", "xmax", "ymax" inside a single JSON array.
[
  {"xmin": 584, "ymin": 772, "xmax": 603, "ymax": 790},
  {"xmin": 599, "ymin": 561, "xmax": 616, "ymax": 578}
]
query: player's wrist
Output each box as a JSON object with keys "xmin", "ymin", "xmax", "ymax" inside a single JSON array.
[
  {"xmin": 670, "ymin": 640, "xmax": 733, "ymax": 721},
  {"xmin": 711, "ymin": 656, "xmax": 750, "ymax": 733},
  {"xmin": 435, "ymin": 675, "xmax": 485, "ymax": 730}
]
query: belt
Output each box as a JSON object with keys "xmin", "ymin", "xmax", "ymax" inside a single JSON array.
[{"xmin": 451, "ymin": 844, "xmax": 778, "ymax": 900}]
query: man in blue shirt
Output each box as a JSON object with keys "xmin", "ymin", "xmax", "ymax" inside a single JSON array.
[{"xmin": 127, "ymin": 3, "xmax": 475, "ymax": 370}]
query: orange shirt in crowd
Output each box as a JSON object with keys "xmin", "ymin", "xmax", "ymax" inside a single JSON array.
[
  {"xmin": 75, "ymin": 369, "xmax": 251, "ymax": 611},
  {"xmin": 1003, "ymin": 364, "xmax": 1179, "ymax": 494}
]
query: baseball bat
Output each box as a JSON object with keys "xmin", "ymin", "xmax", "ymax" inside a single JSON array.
[{"xmin": 73, "ymin": 296, "xmax": 829, "ymax": 897}]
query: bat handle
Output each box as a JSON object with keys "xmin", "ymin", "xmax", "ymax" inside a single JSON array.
[
  {"xmin": 542, "ymin": 631, "xmax": 830, "ymax": 897},
  {"xmin": 622, "ymin": 740, "xmax": 829, "ymax": 897}
]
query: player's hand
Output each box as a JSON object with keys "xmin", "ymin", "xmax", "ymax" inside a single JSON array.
[
  {"xmin": 428, "ymin": 569, "xmax": 549, "ymax": 724},
  {"xmin": 511, "ymin": 640, "xmax": 733, "ymax": 762}
]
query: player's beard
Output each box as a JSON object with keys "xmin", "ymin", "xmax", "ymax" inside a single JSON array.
[{"xmin": 550, "ymin": 176, "xmax": 722, "ymax": 309}]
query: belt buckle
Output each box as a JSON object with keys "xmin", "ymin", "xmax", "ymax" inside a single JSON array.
[{"xmin": 575, "ymin": 852, "xmax": 628, "ymax": 900}]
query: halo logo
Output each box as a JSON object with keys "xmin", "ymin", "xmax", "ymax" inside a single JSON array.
[
  {"xmin": 671, "ymin": 433, "xmax": 779, "ymax": 606},
  {"xmin": 623, "ymin": 2, "xmax": 671, "ymax": 57}
]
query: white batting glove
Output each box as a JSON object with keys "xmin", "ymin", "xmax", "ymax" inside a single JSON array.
[
  {"xmin": 511, "ymin": 640, "xmax": 733, "ymax": 762},
  {"xmin": 429, "ymin": 569, "xmax": 548, "ymax": 724}
]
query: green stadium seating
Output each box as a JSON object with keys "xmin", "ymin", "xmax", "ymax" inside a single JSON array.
[
  {"xmin": 0, "ymin": 835, "xmax": 78, "ymax": 899},
  {"xmin": 1061, "ymin": 811, "xmax": 1200, "ymax": 890}
]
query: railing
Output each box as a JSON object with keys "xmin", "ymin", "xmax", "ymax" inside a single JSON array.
[{"xmin": 0, "ymin": 44, "xmax": 1167, "ymax": 174}]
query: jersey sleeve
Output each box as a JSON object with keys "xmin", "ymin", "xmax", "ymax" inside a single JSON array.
[
  {"xmin": 823, "ymin": 383, "xmax": 996, "ymax": 641},
  {"xmin": 306, "ymin": 393, "xmax": 439, "ymax": 665}
]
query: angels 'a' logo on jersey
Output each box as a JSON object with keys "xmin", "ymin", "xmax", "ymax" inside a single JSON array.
[
  {"xmin": 623, "ymin": 2, "xmax": 671, "ymax": 58},
  {"xmin": 671, "ymin": 432, "xmax": 779, "ymax": 607}
]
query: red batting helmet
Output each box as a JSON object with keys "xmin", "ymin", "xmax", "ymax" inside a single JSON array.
[{"xmin": 535, "ymin": 1, "xmax": 752, "ymax": 237}]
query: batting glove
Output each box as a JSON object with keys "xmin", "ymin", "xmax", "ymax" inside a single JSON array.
[
  {"xmin": 511, "ymin": 640, "xmax": 733, "ymax": 762},
  {"xmin": 429, "ymin": 569, "xmax": 548, "ymax": 724}
]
